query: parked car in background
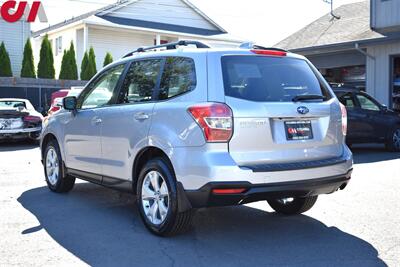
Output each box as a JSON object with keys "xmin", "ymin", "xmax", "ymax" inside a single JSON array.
[
  {"xmin": 40, "ymin": 41, "xmax": 352, "ymax": 236},
  {"xmin": 48, "ymin": 87, "xmax": 84, "ymax": 116},
  {"xmin": 0, "ymin": 98, "xmax": 43, "ymax": 142},
  {"xmin": 334, "ymin": 88, "xmax": 400, "ymax": 151}
]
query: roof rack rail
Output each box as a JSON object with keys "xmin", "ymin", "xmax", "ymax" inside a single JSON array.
[
  {"xmin": 239, "ymin": 42, "xmax": 288, "ymax": 52},
  {"xmin": 122, "ymin": 40, "xmax": 210, "ymax": 58}
]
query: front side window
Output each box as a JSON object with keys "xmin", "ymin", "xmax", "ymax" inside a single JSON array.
[
  {"xmin": 356, "ymin": 94, "xmax": 380, "ymax": 111},
  {"xmin": 159, "ymin": 57, "xmax": 196, "ymax": 100},
  {"xmin": 120, "ymin": 59, "xmax": 163, "ymax": 103},
  {"xmin": 222, "ymin": 56, "xmax": 330, "ymax": 102},
  {"xmin": 80, "ymin": 64, "xmax": 125, "ymax": 109}
]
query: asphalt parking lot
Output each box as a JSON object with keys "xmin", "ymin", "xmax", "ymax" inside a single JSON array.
[{"xmin": 0, "ymin": 143, "xmax": 399, "ymax": 267}]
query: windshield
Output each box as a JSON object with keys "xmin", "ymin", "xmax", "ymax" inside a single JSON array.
[
  {"xmin": 222, "ymin": 56, "xmax": 331, "ymax": 102},
  {"xmin": 0, "ymin": 101, "xmax": 26, "ymax": 109}
]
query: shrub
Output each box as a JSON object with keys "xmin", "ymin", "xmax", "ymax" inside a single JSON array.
[
  {"xmin": 20, "ymin": 39, "xmax": 36, "ymax": 78},
  {"xmin": 59, "ymin": 50, "xmax": 69, "ymax": 80},
  {"xmin": 0, "ymin": 42, "xmax": 13, "ymax": 77},
  {"xmin": 37, "ymin": 35, "xmax": 55, "ymax": 79},
  {"xmin": 68, "ymin": 42, "xmax": 78, "ymax": 80},
  {"xmin": 103, "ymin": 52, "xmax": 113, "ymax": 67},
  {"xmin": 86, "ymin": 47, "xmax": 97, "ymax": 80},
  {"xmin": 80, "ymin": 51, "xmax": 89, "ymax": 80},
  {"xmin": 59, "ymin": 42, "xmax": 78, "ymax": 80}
]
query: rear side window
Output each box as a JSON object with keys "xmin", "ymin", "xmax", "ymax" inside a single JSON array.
[
  {"xmin": 121, "ymin": 59, "xmax": 163, "ymax": 103},
  {"xmin": 159, "ymin": 57, "xmax": 196, "ymax": 100},
  {"xmin": 222, "ymin": 56, "xmax": 330, "ymax": 102},
  {"xmin": 338, "ymin": 93, "xmax": 356, "ymax": 108}
]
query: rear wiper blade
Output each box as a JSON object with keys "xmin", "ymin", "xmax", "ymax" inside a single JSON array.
[{"xmin": 292, "ymin": 94, "xmax": 326, "ymax": 102}]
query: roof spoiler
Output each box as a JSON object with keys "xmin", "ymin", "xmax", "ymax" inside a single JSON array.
[{"xmin": 239, "ymin": 42, "xmax": 287, "ymax": 52}]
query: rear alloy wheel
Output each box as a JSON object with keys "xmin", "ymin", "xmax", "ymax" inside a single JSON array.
[
  {"xmin": 137, "ymin": 158, "xmax": 194, "ymax": 236},
  {"xmin": 44, "ymin": 140, "xmax": 75, "ymax": 193},
  {"xmin": 267, "ymin": 196, "xmax": 318, "ymax": 215},
  {"xmin": 386, "ymin": 128, "xmax": 400, "ymax": 152}
]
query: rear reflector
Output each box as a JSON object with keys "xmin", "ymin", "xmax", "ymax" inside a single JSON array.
[
  {"xmin": 251, "ymin": 49, "xmax": 287, "ymax": 57},
  {"xmin": 212, "ymin": 188, "xmax": 246, "ymax": 194}
]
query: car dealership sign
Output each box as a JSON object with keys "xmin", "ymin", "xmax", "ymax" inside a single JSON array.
[{"xmin": 0, "ymin": 1, "xmax": 47, "ymax": 23}]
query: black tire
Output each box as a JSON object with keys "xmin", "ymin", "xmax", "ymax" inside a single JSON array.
[
  {"xmin": 136, "ymin": 157, "xmax": 194, "ymax": 237},
  {"xmin": 385, "ymin": 128, "xmax": 400, "ymax": 152},
  {"xmin": 267, "ymin": 196, "xmax": 318, "ymax": 215},
  {"xmin": 44, "ymin": 140, "xmax": 75, "ymax": 193}
]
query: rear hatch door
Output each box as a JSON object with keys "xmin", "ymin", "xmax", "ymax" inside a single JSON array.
[{"xmin": 219, "ymin": 53, "xmax": 343, "ymax": 166}]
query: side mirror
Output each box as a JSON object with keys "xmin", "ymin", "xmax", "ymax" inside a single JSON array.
[
  {"xmin": 63, "ymin": 96, "xmax": 77, "ymax": 111},
  {"xmin": 381, "ymin": 105, "xmax": 388, "ymax": 112}
]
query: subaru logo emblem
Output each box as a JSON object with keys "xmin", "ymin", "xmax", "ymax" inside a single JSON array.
[{"xmin": 297, "ymin": 106, "xmax": 309, "ymax": 115}]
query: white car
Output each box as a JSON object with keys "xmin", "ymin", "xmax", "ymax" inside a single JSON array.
[{"xmin": 0, "ymin": 98, "xmax": 43, "ymax": 142}]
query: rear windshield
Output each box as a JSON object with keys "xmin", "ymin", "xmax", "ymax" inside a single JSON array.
[
  {"xmin": 222, "ymin": 56, "xmax": 331, "ymax": 102},
  {"xmin": 0, "ymin": 101, "xmax": 26, "ymax": 109}
]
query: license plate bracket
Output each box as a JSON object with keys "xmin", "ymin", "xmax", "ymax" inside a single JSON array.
[{"xmin": 284, "ymin": 120, "xmax": 313, "ymax": 141}]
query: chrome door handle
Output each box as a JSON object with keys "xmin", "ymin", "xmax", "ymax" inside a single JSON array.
[
  {"xmin": 91, "ymin": 117, "xmax": 102, "ymax": 125},
  {"xmin": 134, "ymin": 112, "xmax": 150, "ymax": 121}
]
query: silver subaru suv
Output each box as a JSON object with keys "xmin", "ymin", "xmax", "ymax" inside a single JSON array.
[{"xmin": 41, "ymin": 41, "xmax": 353, "ymax": 236}]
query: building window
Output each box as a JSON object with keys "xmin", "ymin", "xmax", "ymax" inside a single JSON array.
[{"xmin": 55, "ymin": 36, "xmax": 63, "ymax": 56}]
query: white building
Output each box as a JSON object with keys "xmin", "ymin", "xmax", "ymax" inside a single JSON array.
[
  {"xmin": 0, "ymin": 18, "xmax": 31, "ymax": 77},
  {"xmin": 32, "ymin": 0, "xmax": 244, "ymax": 78}
]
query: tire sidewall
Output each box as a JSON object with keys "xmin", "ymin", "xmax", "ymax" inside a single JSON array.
[
  {"xmin": 136, "ymin": 158, "xmax": 179, "ymax": 236},
  {"xmin": 44, "ymin": 141, "xmax": 63, "ymax": 191},
  {"xmin": 387, "ymin": 127, "xmax": 400, "ymax": 152}
]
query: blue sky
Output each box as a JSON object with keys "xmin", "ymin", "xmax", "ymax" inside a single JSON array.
[{"xmin": 31, "ymin": 0, "xmax": 362, "ymax": 45}]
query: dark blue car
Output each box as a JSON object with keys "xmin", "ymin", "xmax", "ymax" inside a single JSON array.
[{"xmin": 334, "ymin": 88, "xmax": 400, "ymax": 152}]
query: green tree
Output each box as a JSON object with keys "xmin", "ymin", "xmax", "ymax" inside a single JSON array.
[
  {"xmin": 0, "ymin": 42, "xmax": 13, "ymax": 77},
  {"xmin": 68, "ymin": 42, "xmax": 78, "ymax": 80},
  {"xmin": 59, "ymin": 50, "xmax": 70, "ymax": 80},
  {"xmin": 86, "ymin": 47, "xmax": 97, "ymax": 80},
  {"xmin": 37, "ymin": 35, "xmax": 55, "ymax": 79},
  {"xmin": 80, "ymin": 51, "xmax": 89, "ymax": 80},
  {"xmin": 20, "ymin": 39, "xmax": 36, "ymax": 78},
  {"xmin": 103, "ymin": 52, "xmax": 113, "ymax": 67}
]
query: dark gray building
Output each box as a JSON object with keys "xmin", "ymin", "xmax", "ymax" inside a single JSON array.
[{"xmin": 276, "ymin": 0, "xmax": 400, "ymax": 111}]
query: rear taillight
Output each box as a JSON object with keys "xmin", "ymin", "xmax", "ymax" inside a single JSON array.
[
  {"xmin": 23, "ymin": 116, "xmax": 42, "ymax": 123},
  {"xmin": 251, "ymin": 49, "xmax": 287, "ymax": 57},
  {"xmin": 188, "ymin": 103, "xmax": 233, "ymax": 142},
  {"xmin": 340, "ymin": 103, "xmax": 347, "ymax": 136}
]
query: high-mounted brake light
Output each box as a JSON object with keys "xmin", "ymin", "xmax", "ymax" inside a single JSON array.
[
  {"xmin": 340, "ymin": 103, "xmax": 347, "ymax": 136},
  {"xmin": 188, "ymin": 103, "xmax": 233, "ymax": 142},
  {"xmin": 212, "ymin": 188, "xmax": 246, "ymax": 195},
  {"xmin": 251, "ymin": 49, "xmax": 287, "ymax": 57}
]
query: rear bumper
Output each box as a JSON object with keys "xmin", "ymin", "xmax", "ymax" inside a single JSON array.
[
  {"xmin": 171, "ymin": 144, "xmax": 353, "ymax": 190},
  {"xmin": 184, "ymin": 169, "xmax": 352, "ymax": 208},
  {"xmin": 0, "ymin": 127, "xmax": 42, "ymax": 140}
]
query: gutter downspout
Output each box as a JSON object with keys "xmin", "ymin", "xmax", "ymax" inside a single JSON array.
[
  {"xmin": 355, "ymin": 43, "xmax": 376, "ymax": 101},
  {"xmin": 355, "ymin": 43, "xmax": 374, "ymax": 59}
]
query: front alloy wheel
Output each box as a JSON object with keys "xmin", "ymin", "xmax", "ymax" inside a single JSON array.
[
  {"xmin": 44, "ymin": 140, "xmax": 75, "ymax": 193},
  {"xmin": 46, "ymin": 147, "xmax": 60, "ymax": 186}
]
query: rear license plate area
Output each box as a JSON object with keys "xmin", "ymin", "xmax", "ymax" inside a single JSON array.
[{"xmin": 284, "ymin": 120, "xmax": 313, "ymax": 140}]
